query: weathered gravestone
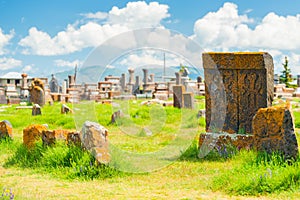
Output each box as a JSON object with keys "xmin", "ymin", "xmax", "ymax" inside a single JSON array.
[
  {"xmin": 49, "ymin": 74, "xmax": 59, "ymax": 93},
  {"xmin": 252, "ymin": 104, "xmax": 299, "ymax": 160},
  {"xmin": 111, "ymin": 110, "xmax": 124, "ymax": 124},
  {"xmin": 80, "ymin": 121, "xmax": 110, "ymax": 164},
  {"xmin": 173, "ymin": 85, "xmax": 185, "ymax": 108},
  {"xmin": 183, "ymin": 92, "xmax": 194, "ymax": 109},
  {"xmin": 42, "ymin": 129, "xmax": 80, "ymax": 146},
  {"xmin": 203, "ymin": 52, "xmax": 274, "ymax": 134},
  {"xmin": 29, "ymin": 78, "xmax": 45, "ymax": 107},
  {"xmin": 0, "ymin": 120, "xmax": 13, "ymax": 139},
  {"xmin": 61, "ymin": 104, "xmax": 73, "ymax": 114},
  {"xmin": 23, "ymin": 124, "xmax": 48, "ymax": 148},
  {"xmin": 32, "ymin": 104, "xmax": 42, "ymax": 116}
]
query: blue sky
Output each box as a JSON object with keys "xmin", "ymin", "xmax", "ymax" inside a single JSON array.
[{"xmin": 1, "ymin": 0, "xmax": 300, "ymax": 77}]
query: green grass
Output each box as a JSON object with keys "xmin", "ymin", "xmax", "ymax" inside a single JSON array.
[
  {"xmin": 211, "ymin": 150, "xmax": 300, "ymax": 195},
  {"xmin": 0, "ymin": 99, "xmax": 300, "ymax": 199}
]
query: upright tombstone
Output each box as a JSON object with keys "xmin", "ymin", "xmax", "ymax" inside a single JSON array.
[
  {"xmin": 62, "ymin": 80, "xmax": 67, "ymax": 94},
  {"xmin": 120, "ymin": 73, "xmax": 126, "ymax": 91},
  {"xmin": 297, "ymin": 75, "xmax": 300, "ymax": 87},
  {"xmin": 68, "ymin": 75, "xmax": 75, "ymax": 88},
  {"xmin": 127, "ymin": 68, "xmax": 135, "ymax": 93},
  {"xmin": 143, "ymin": 69, "xmax": 149, "ymax": 91},
  {"xmin": 134, "ymin": 75, "xmax": 141, "ymax": 94},
  {"xmin": 128, "ymin": 68, "xmax": 135, "ymax": 84},
  {"xmin": 175, "ymin": 72, "xmax": 181, "ymax": 85},
  {"xmin": 29, "ymin": 78, "xmax": 45, "ymax": 107},
  {"xmin": 49, "ymin": 74, "xmax": 59, "ymax": 93},
  {"xmin": 183, "ymin": 92, "xmax": 194, "ymax": 109},
  {"xmin": 203, "ymin": 52, "xmax": 274, "ymax": 134},
  {"xmin": 173, "ymin": 85, "xmax": 185, "ymax": 108}
]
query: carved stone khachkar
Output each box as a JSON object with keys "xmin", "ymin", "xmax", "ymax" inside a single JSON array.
[
  {"xmin": 203, "ymin": 52, "xmax": 274, "ymax": 134},
  {"xmin": 29, "ymin": 78, "xmax": 46, "ymax": 107}
]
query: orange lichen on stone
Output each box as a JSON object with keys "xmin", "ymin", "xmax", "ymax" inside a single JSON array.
[
  {"xmin": 23, "ymin": 124, "xmax": 48, "ymax": 148},
  {"xmin": 42, "ymin": 129, "xmax": 80, "ymax": 146},
  {"xmin": 252, "ymin": 104, "xmax": 298, "ymax": 159},
  {"xmin": 203, "ymin": 52, "xmax": 274, "ymax": 134}
]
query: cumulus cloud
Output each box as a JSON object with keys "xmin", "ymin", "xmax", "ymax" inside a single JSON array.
[
  {"xmin": 0, "ymin": 28, "xmax": 14, "ymax": 55},
  {"xmin": 18, "ymin": 1, "xmax": 170, "ymax": 56},
  {"xmin": 193, "ymin": 2, "xmax": 300, "ymax": 52},
  {"xmin": 54, "ymin": 59, "xmax": 82, "ymax": 67},
  {"xmin": 22, "ymin": 65, "xmax": 33, "ymax": 72},
  {"xmin": 81, "ymin": 11, "xmax": 108, "ymax": 20},
  {"xmin": 0, "ymin": 57, "xmax": 22, "ymax": 70},
  {"xmin": 108, "ymin": 1, "xmax": 169, "ymax": 29}
]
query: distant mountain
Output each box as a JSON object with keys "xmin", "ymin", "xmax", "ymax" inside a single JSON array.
[{"xmin": 50, "ymin": 65, "xmax": 204, "ymax": 85}]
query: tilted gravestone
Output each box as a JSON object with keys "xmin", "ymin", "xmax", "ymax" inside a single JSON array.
[
  {"xmin": 203, "ymin": 52, "xmax": 274, "ymax": 134},
  {"xmin": 80, "ymin": 121, "xmax": 110, "ymax": 164}
]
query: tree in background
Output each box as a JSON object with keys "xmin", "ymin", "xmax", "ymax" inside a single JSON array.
[{"xmin": 279, "ymin": 56, "xmax": 295, "ymax": 87}]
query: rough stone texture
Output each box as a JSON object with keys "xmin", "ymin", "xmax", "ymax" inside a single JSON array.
[
  {"xmin": 32, "ymin": 104, "xmax": 42, "ymax": 116},
  {"xmin": 173, "ymin": 85, "xmax": 185, "ymax": 108},
  {"xmin": 61, "ymin": 104, "xmax": 73, "ymax": 114},
  {"xmin": 80, "ymin": 121, "xmax": 110, "ymax": 164},
  {"xmin": 203, "ymin": 52, "xmax": 274, "ymax": 134},
  {"xmin": 199, "ymin": 132, "xmax": 253, "ymax": 150},
  {"xmin": 42, "ymin": 129, "xmax": 80, "ymax": 146},
  {"xmin": 0, "ymin": 120, "xmax": 13, "ymax": 139},
  {"xmin": 183, "ymin": 92, "xmax": 194, "ymax": 109},
  {"xmin": 111, "ymin": 110, "xmax": 124, "ymax": 124},
  {"xmin": 23, "ymin": 124, "xmax": 48, "ymax": 148},
  {"xmin": 29, "ymin": 78, "xmax": 45, "ymax": 106},
  {"xmin": 252, "ymin": 105, "xmax": 299, "ymax": 160},
  {"xmin": 67, "ymin": 132, "xmax": 81, "ymax": 146}
]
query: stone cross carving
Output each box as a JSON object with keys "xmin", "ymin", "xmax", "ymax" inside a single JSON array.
[{"xmin": 203, "ymin": 52, "xmax": 274, "ymax": 134}]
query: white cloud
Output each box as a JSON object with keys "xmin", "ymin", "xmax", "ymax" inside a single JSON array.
[
  {"xmin": 0, "ymin": 57, "xmax": 22, "ymax": 70},
  {"xmin": 54, "ymin": 59, "xmax": 82, "ymax": 67},
  {"xmin": 19, "ymin": 1, "xmax": 170, "ymax": 56},
  {"xmin": 108, "ymin": 1, "xmax": 170, "ymax": 29},
  {"xmin": 193, "ymin": 2, "xmax": 300, "ymax": 51},
  {"xmin": 22, "ymin": 65, "xmax": 33, "ymax": 72},
  {"xmin": 0, "ymin": 28, "xmax": 14, "ymax": 55},
  {"xmin": 81, "ymin": 11, "xmax": 108, "ymax": 20},
  {"xmin": 193, "ymin": 2, "xmax": 253, "ymax": 50}
]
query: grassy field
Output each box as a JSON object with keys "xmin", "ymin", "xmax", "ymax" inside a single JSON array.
[{"xmin": 0, "ymin": 98, "xmax": 299, "ymax": 199}]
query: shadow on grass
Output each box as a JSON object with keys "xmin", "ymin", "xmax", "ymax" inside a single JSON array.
[{"xmin": 3, "ymin": 140, "xmax": 128, "ymax": 180}]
